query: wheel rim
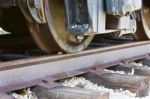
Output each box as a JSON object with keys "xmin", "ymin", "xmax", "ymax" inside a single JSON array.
[
  {"xmin": 25, "ymin": 0, "xmax": 94, "ymax": 53},
  {"xmin": 134, "ymin": 1, "xmax": 150, "ymax": 40}
]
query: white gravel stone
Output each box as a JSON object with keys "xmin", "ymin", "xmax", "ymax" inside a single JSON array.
[
  {"xmin": 104, "ymin": 69, "xmax": 135, "ymax": 75},
  {"xmin": 130, "ymin": 62, "xmax": 148, "ymax": 67},
  {"xmin": 11, "ymin": 88, "xmax": 38, "ymax": 99},
  {"xmin": 60, "ymin": 77, "xmax": 150, "ymax": 99}
]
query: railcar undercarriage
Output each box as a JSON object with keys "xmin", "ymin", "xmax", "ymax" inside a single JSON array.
[{"xmin": 0, "ymin": 0, "xmax": 149, "ymax": 53}]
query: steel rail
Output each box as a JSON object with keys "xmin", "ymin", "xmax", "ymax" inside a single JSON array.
[{"xmin": 0, "ymin": 41, "xmax": 150, "ymax": 92}]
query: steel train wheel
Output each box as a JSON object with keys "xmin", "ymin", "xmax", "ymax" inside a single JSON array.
[
  {"xmin": 21, "ymin": 0, "xmax": 94, "ymax": 53},
  {"xmin": 134, "ymin": 1, "xmax": 150, "ymax": 40}
]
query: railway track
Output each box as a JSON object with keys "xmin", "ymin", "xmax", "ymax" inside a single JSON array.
[{"xmin": 0, "ymin": 41, "xmax": 150, "ymax": 99}]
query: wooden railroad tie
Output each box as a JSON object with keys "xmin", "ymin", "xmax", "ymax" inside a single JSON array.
[
  {"xmin": 32, "ymin": 86, "xmax": 109, "ymax": 99},
  {"xmin": 85, "ymin": 70, "xmax": 150, "ymax": 97}
]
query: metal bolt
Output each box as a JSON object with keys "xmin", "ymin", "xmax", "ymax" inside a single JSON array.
[{"xmin": 77, "ymin": 35, "xmax": 84, "ymax": 43}]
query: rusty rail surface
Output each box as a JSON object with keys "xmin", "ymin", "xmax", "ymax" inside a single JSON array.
[{"xmin": 0, "ymin": 41, "xmax": 150, "ymax": 94}]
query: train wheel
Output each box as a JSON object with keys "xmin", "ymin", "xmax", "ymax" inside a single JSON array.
[
  {"xmin": 20, "ymin": 0, "xmax": 94, "ymax": 53},
  {"xmin": 134, "ymin": 1, "xmax": 150, "ymax": 40}
]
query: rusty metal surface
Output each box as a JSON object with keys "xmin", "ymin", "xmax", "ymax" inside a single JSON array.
[
  {"xmin": 0, "ymin": 41, "xmax": 150, "ymax": 93},
  {"xmin": 0, "ymin": 69, "xmax": 88, "ymax": 93}
]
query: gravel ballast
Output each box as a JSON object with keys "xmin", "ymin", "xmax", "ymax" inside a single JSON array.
[{"xmin": 11, "ymin": 88, "xmax": 38, "ymax": 99}]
